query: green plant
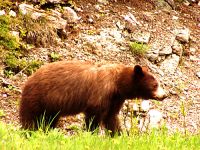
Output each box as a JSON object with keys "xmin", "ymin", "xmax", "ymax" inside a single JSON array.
[
  {"xmin": 20, "ymin": 14, "xmax": 58, "ymax": 48},
  {"xmin": 0, "ymin": 0, "xmax": 13, "ymax": 10},
  {"xmin": 180, "ymin": 100, "xmax": 187, "ymax": 136},
  {"xmin": 0, "ymin": 15, "xmax": 20, "ymax": 50},
  {"xmin": 129, "ymin": 42, "xmax": 149, "ymax": 56},
  {"xmin": 49, "ymin": 52, "xmax": 61, "ymax": 62},
  {"xmin": 1, "ymin": 121, "xmax": 200, "ymax": 150},
  {"xmin": 4, "ymin": 52, "xmax": 43, "ymax": 76},
  {"xmin": 0, "ymin": 110, "xmax": 5, "ymax": 117}
]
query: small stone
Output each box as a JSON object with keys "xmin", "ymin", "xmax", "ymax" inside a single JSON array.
[
  {"xmin": 131, "ymin": 32, "xmax": 151, "ymax": 44},
  {"xmin": 10, "ymin": 31, "xmax": 19, "ymax": 39},
  {"xmin": 31, "ymin": 12, "xmax": 43, "ymax": 20},
  {"xmin": 45, "ymin": 0, "xmax": 62, "ymax": 3},
  {"xmin": 95, "ymin": 5, "xmax": 101, "ymax": 11},
  {"xmin": 196, "ymin": 72, "xmax": 200, "ymax": 78},
  {"xmin": 183, "ymin": 0, "xmax": 190, "ymax": 6},
  {"xmin": 116, "ymin": 21, "xmax": 124, "ymax": 30},
  {"xmin": 0, "ymin": 10, "xmax": 6, "ymax": 16},
  {"xmin": 146, "ymin": 48, "xmax": 159, "ymax": 62},
  {"xmin": 97, "ymin": 0, "xmax": 108, "ymax": 5},
  {"xmin": 159, "ymin": 54, "xmax": 180, "ymax": 74},
  {"xmin": 172, "ymin": 40, "xmax": 183, "ymax": 56},
  {"xmin": 176, "ymin": 28, "xmax": 190, "ymax": 43},
  {"xmin": 189, "ymin": 47, "xmax": 197, "ymax": 55},
  {"xmin": 2, "ymin": 93, "xmax": 7, "ymax": 98},
  {"xmin": 123, "ymin": 13, "xmax": 140, "ymax": 25},
  {"xmin": 62, "ymin": 7, "xmax": 80, "ymax": 23},
  {"xmin": 147, "ymin": 109, "xmax": 163, "ymax": 128},
  {"xmin": 132, "ymin": 103, "xmax": 139, "ymax": 111},
  {"xmin": 88, "ymin": 18, "xmax": 94, "ymax": 23},
  {"xmin": 141, "ymin": 100, "xmax": 150, "ymax": 112},
  {"xmin": 123, "ymin": 13, "xmax": 140, "ymax": 32},
  {"xmin": 159, "ymin": 45, "xmax": 172, "ymax": 55},
  {"xmin": 170, "ymin": 90, "xmax": 177, "ymax": 95},
  {"xmin": 9, "ymin": 10, "xmax": 16, "ymax": 17},
  {"xmin": 19, "ymin": 4, "xmax": 34, "ymax": 15},
  {"xmin": 109, "ymin": 30, "xmax": 122, "ymax": 42},
  {"xmin": 190, "ymin": 56, "xmax": 200, "ymax": 63},
  {"xmin": 172, "ymin": 16, "xmax": 178, "ymax": 20}
]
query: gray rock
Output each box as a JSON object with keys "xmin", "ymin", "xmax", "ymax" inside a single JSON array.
[
  {"xmin": 147, "ymin": 109, "xmax": 163, "ymax": 128},
  {"xmin": 157, "ymin": 55, "xmax": 166, "ymax": 63},
  {"xmin": 159, "ymin": 54, "xmax": 180, "ymax": 74},
  {"xmin": 31, "ymin": 12, "xmax": 43, "ymax": 19},
  {"xmin": 109, "ymin": 29, "xmax": 123, "ymax": 43},
  {"xmin": 10, "ymin": 31, "xmax": 20, "ymax": 39},
  {"xmin": 97, "ymin": 0, "xmax": 109, "ymax": 5},
  {"xmin": 123, "ymin": 13, "xmax": 140, "ymax": 32},
  {"xmin": 189, "ymin": 47, "xmax": 197, "ymax": 55},
  {"xmin": 116, "ymin": 21, "xmax": 125, "ymax": 30},
  {"xmin": 146, "ymin": 47, "xmax": 159, "ymax": 62},
  {"xmin": 196, "ymin": 72, "xmax": 200, "ymax": 78},
  {"xmin": 176, "ymin": 28, "xmax": 190, "ymax": 43},
  {"xmin": 9, "ymin": 10, "xmax": 16, "ymax": 17},
  {"xmin": 131, "ymin": 32, "xmax": 151, "ymax": 44},
  {"xmin": 153, "ymin": 0, "xmax": 173, "ymax": 10},
  {"xmin": 0, "ymin": 10, "xmax": 6, "ymax": 16},
  {"xmin": 19, "ymin": 3, "xmax": 34, "ymax": 15},
  {"xmin": 62, "ymin": 7, "xmax": 80, "ymax": 23},
  {"xmin": 172, "ymin": 40, "xmax": 183, "ymax": 56},
  {"xmin": 159, "ymin": 45, "xmax": 172, "ymax": 56},
  {"xmin": 32, "ymin": 0, "xmax": 62, "ymax": 3},
  {"xmin": 47, "ymin": 0, "xmax": 62, "ymax": 3},
  {"xmin": 141, "ymin": 100, "xmax": 150, "ymax": 112}
]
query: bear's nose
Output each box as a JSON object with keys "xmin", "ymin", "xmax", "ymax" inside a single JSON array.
[{"xmin": 154, "ymin": 86, "xmax": 168, "ymax": 101}]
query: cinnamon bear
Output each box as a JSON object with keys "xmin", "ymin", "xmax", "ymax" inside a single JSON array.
[{"xmin": 19, "ymin": 61, "xmax": 167, "ymax": 135}]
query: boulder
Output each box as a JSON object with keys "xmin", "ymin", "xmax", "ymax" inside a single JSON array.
[
  {"xmin": 172, "ymin": 40, "xmax": 183, "ymax": 56},
  {"xmin": 159, "ymin": 54, "xmax": 180, "ymax": 74}
]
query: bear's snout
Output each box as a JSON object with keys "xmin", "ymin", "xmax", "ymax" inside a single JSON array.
[{"xmin": 153, "ymin": 85, "xmax": 168, "ymax": 101}]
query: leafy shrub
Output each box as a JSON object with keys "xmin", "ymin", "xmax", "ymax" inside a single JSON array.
[
  {"xmin": 49, "ymin": 52, "xmax": 61, "ymax": 62},
  {"xmin": 0, "ymin": 0, "xmax": 13, "ymax": 10},
  {"xmin": 0, "ymin": 110, "xmax": 5, "ymax": 117},
  {"xmin": 0, "ymin": 15, "xmax": 20, "ymax": 50},
  {"xmin": 4, "ymin": 52, "xmax": 43, "ymax": 76},
  {"xmin": 129, "ymin": 42, "xmax": 149, "ymax": 56},
  {"xmin": 20, "ymin": 14, "xmax": 58, "ymax": 48},
  {"xmin": 0, "ymin": 14, "xmax": 45, "ymax": 77}
]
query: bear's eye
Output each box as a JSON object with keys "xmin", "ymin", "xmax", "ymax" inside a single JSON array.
[{"xmin": 153, "ymin": 84, "xmax": 158, "ymax": 89}]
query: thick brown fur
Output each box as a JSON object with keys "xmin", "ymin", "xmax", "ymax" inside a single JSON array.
[{"xmin": 19, "ymin": 61, "xmax": 166, "ymax": 135}]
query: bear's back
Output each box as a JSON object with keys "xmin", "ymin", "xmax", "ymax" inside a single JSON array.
[{"xmin": 21, "ymin": 61, "xmax": 125, "ymax": 115}]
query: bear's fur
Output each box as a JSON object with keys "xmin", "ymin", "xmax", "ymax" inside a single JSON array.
[{"xmin": 19, "ymin": 61, "xmax": 166, "ymax": 135}]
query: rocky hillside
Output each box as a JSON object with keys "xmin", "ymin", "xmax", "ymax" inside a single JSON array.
[{"xmin": 0, "ymin": 0, "xmax": 200, "ymax": 134}]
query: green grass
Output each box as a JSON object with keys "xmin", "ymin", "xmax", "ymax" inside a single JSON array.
[
  {"xmin": 129, "ymin": 42, "xmax": 149, "ymax": 56},
  {"xmin": 0, "ymin": 122, "xmax": 200, "ymax": 150}
]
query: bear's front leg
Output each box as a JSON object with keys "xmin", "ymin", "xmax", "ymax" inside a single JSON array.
[{"xmin": 103, "ymin": 114, "xmax": 122, "ymax": 137}]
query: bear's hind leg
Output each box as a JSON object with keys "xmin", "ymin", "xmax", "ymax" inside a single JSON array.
[{"xmin": 36, "ymin": 112, "xmax": 60, "ymax": 130}]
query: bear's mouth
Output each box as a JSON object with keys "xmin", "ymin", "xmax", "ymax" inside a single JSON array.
[
  {"xmin": 153, "ymin": 95, "xmax": 167, "ymax": 101},
  {"xmin": 153, "ymin": 85, "xmax": 168, "ymax": 101}
]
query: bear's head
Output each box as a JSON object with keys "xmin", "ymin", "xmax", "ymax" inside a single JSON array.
[{"xmin": 132, "ymin": 65, "xmax": 167, "ymax": 101}]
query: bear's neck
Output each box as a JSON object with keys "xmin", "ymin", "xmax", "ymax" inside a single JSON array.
[{"xmin": 116, "ymin": 67, "xmax": 137, "ymax": 100}]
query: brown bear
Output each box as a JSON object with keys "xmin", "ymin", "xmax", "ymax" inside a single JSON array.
[{"xmin": 19, "ymin": 60, "xmax": 167, "ymax": 135}]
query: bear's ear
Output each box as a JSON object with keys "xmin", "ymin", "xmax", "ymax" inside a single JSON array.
[{"xmin": 133, "ymin": 65, "xmax": 144, "ymax": 76}]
